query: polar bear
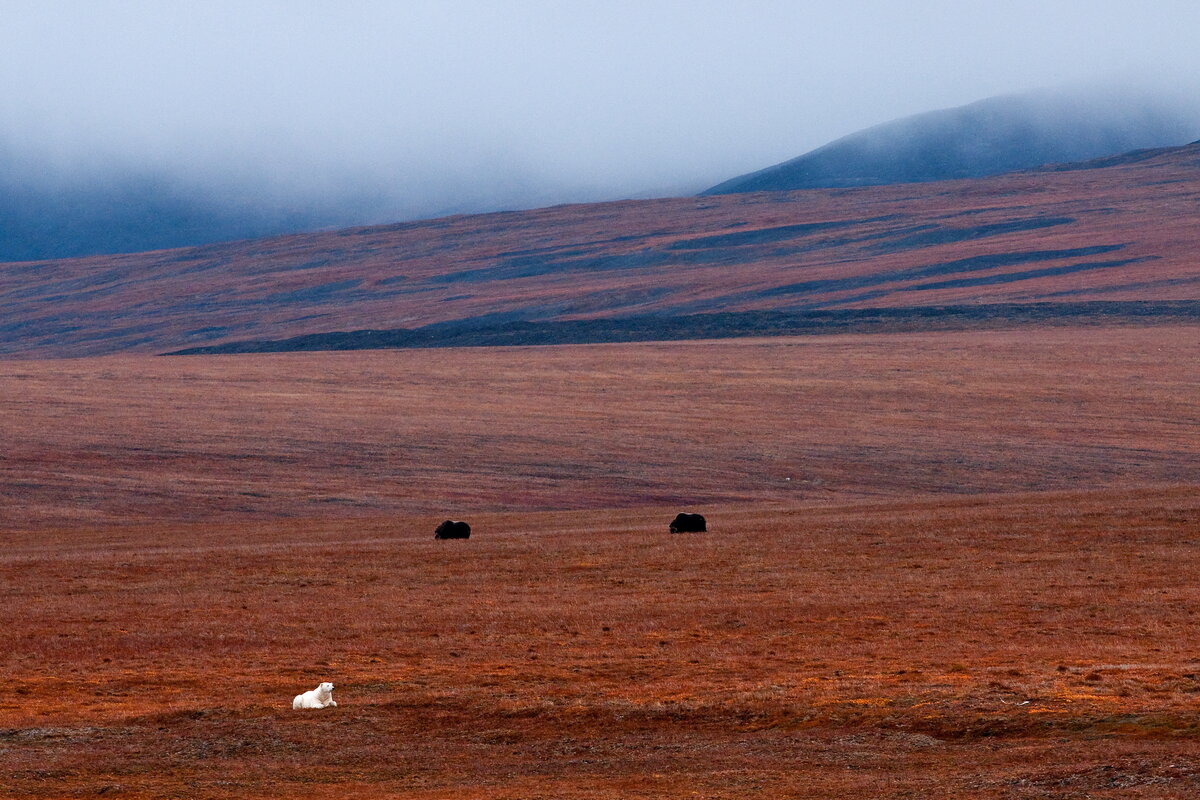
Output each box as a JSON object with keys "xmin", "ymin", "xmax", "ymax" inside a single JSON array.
[{"xmin": 292, "ymin": 681, "xmax": 337, "ymax": 710}]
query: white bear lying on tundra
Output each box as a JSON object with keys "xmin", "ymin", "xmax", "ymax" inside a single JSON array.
[{"xmin": 292, "ymin": 681, "xmax": 337, "ymax": 710}]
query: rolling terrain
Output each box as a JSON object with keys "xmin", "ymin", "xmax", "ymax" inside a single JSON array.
[
  {"xmin": 3, "ymin": 143, "xmax": 1200, "ymax": 357},
  {"xmin": 3, "ymin": 88, "xmax": 1193, "ymax": 264},
  {"xmin": 703, "ymin": 88, "xmax": 1199, "ymax": 194}
]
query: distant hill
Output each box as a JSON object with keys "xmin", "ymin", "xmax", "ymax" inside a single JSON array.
[
  {"xmin": 703, "ymin": 88, "xmax": 1200, "ymax": 194},
  {"xmin": 0, "ymin": 139, "xmax": 400, "ymax": 263},
  {"xmin": 0, "ymin": 138, "xmax": 565, "ymax": 263},
  {"xmin": 4, "ymin": 140, "xmax": 1200, "ymax": 358},
  {"xmin": 0, "ymin": 172, "xmax": 331, "ymax": 263}
]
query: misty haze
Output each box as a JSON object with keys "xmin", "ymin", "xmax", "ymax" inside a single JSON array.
[{"xmin": 3, "ymin": 3, "xmax": 1200, "ymax": 260}]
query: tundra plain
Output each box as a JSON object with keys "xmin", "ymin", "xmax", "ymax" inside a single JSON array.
[
  {"xmin": 4, "ymin": 327, "xmax": 1199, "ymax": 529},
  {"xmin": 4, "ymin": 327, "xmax": 1200, "ymax": 798}
]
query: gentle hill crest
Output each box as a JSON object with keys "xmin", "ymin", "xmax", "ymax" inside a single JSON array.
[
  {"xmin": 4, "ymin": 141, "xmax": 1200, "ymax": 357},
  {"xmin": 703, "ymin": 88, "xmax": 1200, "ymax": 194}
]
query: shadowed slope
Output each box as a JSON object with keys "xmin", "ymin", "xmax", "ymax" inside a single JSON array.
[{"xmin": 4, "ymin": 143, "xmax": 1200, "ymax": 357}]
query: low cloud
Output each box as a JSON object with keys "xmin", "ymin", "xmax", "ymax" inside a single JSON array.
[{"xmin": 2, "ymin": 1, "xmax": 1200, "ymax": 244}]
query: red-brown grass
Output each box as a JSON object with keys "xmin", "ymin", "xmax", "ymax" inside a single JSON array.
[
  {"xmin": 2, "ymin": 327, "xmax": 1198, "ymax": 530},
  {"xmin": 5, "ymin": 492, "xmax": 1200, "ymax": 798},
  {"xmin": 4, "ymin": 328, "xmax": 1200, "ymax": 796}
]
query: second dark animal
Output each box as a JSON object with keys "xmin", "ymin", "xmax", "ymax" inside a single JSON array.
[
  {"xmin": 669, "ymin": 513, "xmax": 706, "ymax": 533},
  {"xmin": 434, "ymin": 520, "xmax": 471, "ymax": 539}
]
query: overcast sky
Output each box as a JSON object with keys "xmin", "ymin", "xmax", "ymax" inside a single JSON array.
[{"xmin": 3, "ymin": 1, "xmax": 1199, "ymax": 218}]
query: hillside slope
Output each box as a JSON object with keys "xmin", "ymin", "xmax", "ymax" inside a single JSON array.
[
  {"xmin": 703, "ymin": 88, "xmax": 1199, "ymax": 194},
  {"xmin": 4, "ymin": 142, "xmax": 1200, "ymax": 357}
]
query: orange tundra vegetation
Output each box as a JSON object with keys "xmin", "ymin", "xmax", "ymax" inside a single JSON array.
[{"xmin": 3, "ymin": 327, "xmax": 1200, "ymax": 797}]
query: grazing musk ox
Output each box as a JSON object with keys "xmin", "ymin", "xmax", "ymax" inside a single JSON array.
[
  {"xmin": 669, "ymin": 513, "xmax": 706, "ymax": 533},
  {"xmin": 434, "ymin": 520, "xmax": 471, "ymax": 539}
]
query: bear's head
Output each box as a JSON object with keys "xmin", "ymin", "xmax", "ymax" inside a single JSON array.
[{"xmin": 319, "ymin": 682, "xmax": 334, "ymax": 695}]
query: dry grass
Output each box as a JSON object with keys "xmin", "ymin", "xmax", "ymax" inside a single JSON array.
[
  {"xmin": 5, "ymin": 491, "xmax": 1200, "ymax": 798},
  {"xmin": 5, "ymin": 328, "xmax": 1200, "ymax": 796},
  {"xmin": 2, "ymin": 326, "xmax": 1199, "ymax": 529}
]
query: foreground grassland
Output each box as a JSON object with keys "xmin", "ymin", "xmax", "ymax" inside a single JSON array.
[
  {"xmin": 5, "ymin": 491, "xmax": 1200, "ymax": 798},
  {"xmin": 3, "ymin": 327, "xmax": 1200, "ymax": 797}
]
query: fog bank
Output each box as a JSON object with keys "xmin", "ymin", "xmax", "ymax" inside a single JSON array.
[{"xmin": 3, "ymin": 1, "xmax": 1200, "ymax": 258}]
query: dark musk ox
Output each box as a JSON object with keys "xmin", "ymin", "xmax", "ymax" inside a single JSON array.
[
  {"xmin": 669, "ymin": 513, "xmax": 706, "ymax": 533},
  {"xmin": 434, "ymin": 520, "xmax": 471, "ymax": 539}
]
